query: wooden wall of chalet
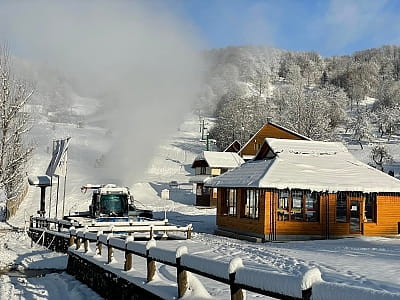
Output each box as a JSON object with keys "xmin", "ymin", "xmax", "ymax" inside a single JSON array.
[
  {"xmin": 216, "ymin": 189, "xmax": 400, "ymax": 241},
  {"xmin": 240, "ymin": 124, "xmax": 307, "ymax": 157},
  {"xmin": 216, "ymin": 188, "xmax": 268, "ymax": 236},
  {"xmin": 364, "ymin": 194, "xmax": 400, "ymax": 236}
]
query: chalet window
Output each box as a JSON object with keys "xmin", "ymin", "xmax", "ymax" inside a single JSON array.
[
  {"xmin": 291, "ymin": 190, "xmax": 304, "ymax": 220},
  {"xmin": 227, "ymin": 188, "xmax": 237, "ymax": 216},
  {"xmin": 305, "ymin": 192, "xmax": 319, "ymax": 222},
  {"xmin": 200, "ymin": 167, "xmax": 207, "ymax": 175},
  {"xmin": 278, "ymin": 190, "xmax": 289, "ymax": 221},
  {"xmin": 336, "ymin": 192, "xmax": 347, "ymax": 222},
  {"xmin": 364, "ymin": 193, "xmax": 376, "ymax": 222},
  {"xmin": 244, "ymin": 189, "xmax": 259, "ymax": 219},
  {"xmin": 212, "ymin": 188, "xmax": 218, "ymax": 199},
  {"xmin": 277, "ymin": 190, "xmax": 319, "ymax": 222}
]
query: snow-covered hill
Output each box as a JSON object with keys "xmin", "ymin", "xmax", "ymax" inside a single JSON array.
[{"xmin": 1, "ymin": 108, "xmax": 400, "ymax": 299}]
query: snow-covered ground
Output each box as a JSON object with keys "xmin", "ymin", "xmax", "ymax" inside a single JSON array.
[{"xmin": 1, "ymin": 102, "xmax": 400, "ymax": 299}]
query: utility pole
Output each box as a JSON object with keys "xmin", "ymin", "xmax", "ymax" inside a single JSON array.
[
  {"xmin": 206, "ymin": 133, "xmax": 210, "ymax": 151},
  {"xmin": 201, "ymin": 120, "xmax": 205, "ymax": 140}
]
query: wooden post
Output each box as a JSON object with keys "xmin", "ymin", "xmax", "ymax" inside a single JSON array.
[
  {"xmin": 84, "ymin": 238, "xmax": 89, "ymax": 253},
  {"xmin": 107, "ymin": 242, "xmax": 113, "ymax": 264},
  {"xmin": 96, "ymin": 241, "xmax": 102, "ymax": 256},
  {"xmin": 125, "ymin": 252, "xmax": 133, "ymax": 271},
  {"xmin": 68, "ymin": 228, "xmax": 75, "ymax": 247},
  {"xmin": 229, "ymin": 272, "xmax": 243, "ymax": 300},
  {"xmin": 76, "ymin": 237, "xmax": 81, "ymax": 250},
  {"xmin": 96, "ymin": 231, "xmax": 103, "ymax": 256},
  {"xmin": 124, "ymin": 235, "xmax": 134, "ymax": 271},
  {"xmin": 229, "ymin": 257, "xmax": 244, "ymax": 300},
  {"xmin": 176, "ymin": 246, "xmax": 188, "ymax": 298},
  {"xmin": 146, "ymin": 249, "xmax": 156, "ymax": 282},
  {"xmin": 187, "ymin": 226, "xmax": 192, "ymax": 239},
  {"xmin": 176, "ymin": 257, "xmax": 187, "ymax": 298}
]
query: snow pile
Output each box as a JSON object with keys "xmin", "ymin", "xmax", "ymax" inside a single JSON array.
[
  {"xmin": 235, "ymin": 266, "xmax": 322, "ymax": 298},
  {"xmin": 181, "ymin": 254, "xmax": 230, "ymax": 280},
  {"xmin": 182, "ymin": 272, "xmax": 212, "ymax": 299},
  {"xmin": 312, "ymin": 281, "xmax": 400, "ymax": 300}
]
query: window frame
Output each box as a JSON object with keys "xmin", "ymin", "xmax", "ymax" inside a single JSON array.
[
  {"xmin": 227, "ymin": 188, "xmax": 237, "ymax": 216},
  {"xmin": 243, "ymin": 189, "xmax": 260, "ymax": 219},
  {"xmin": 277, "ymin": 189, "xmax": 319, "ymax": 222}
]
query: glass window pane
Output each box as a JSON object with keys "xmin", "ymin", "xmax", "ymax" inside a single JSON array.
[{"xmin": 291, "ymin": 191, "xmax": 303, "ymax": 220}]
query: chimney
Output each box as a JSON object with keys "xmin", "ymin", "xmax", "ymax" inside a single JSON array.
[{"xmin": 266, "ymin": 117, "xmax": 273, "ymax": 123}]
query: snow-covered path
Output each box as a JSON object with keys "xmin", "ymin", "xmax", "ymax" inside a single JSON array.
[{"xmin": 1, "ymin": 112, "xmax": 400, "ymax": 299}]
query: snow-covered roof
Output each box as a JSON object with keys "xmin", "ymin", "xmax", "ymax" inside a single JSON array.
[
  {"xmin": 191, "ymin": 151, "xmax": 244, "ymax": 169},
  {"xmin": 207, "ymin": 138, "xmax": 400, "ymax": 193}
]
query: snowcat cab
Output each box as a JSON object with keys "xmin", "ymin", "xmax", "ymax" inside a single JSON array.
[{"xmin": 81, "ymin": 184, "xmax": 153, "ymax": 221}]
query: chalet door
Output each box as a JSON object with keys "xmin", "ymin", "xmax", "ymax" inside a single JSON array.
[{"xmin": 350, "ymin": 200, "xmax": 361, "ymax": 233}]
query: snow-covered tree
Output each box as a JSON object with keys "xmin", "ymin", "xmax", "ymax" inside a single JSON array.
[
  {"xmin": 0, "ymin": 47, "xmax": 33, "ymax": 198},
  {"xmin": 370, "ymin": 144, "xmax": 393, "ymax": 172},
  {"xmin": 373, "ymin": 105, "xmax": 400, "ymax": 140},
  {"xmin": 349, "ymin": 110, "xmax": 374, "ymax": 149}
]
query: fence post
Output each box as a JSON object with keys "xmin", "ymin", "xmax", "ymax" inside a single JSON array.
[
  {"xmin": 107, "ymin": 233, "xmax": 113, "ymax": 264},
  {"xmin": 69, "ymin": 227, "xmax": 76, "ymax": 247},
  {"xmin": 187, "ymin": 225, "xmax": 192, "ymax": 239},
  {"xmin": 96, "ymin": 231, "xmax": 103, "ymax": 256},
  {"xmin": 176, "ymin": 246, "xmax": 188, "ymax": 298},
  {"xmin": 76, "ymin": 235, "xmax": 81, "ymax": 250},
  {"xmin": 229, "ymin": 257, "xmax": 244, "ymax": 300},
  {"xmin": 124, "ymin": 235, "xmax": 134, "ymax": 271},
  {"xmin": 149, "ymin": 226, "xmax": 154, "ymax": 240},
  {"xmin": 301, "ymin": 268, "xmax": 322, "ymax": 300},
  {"xmin": 146, "ymin": 240, "xmax": 157, "ymax": 282}
]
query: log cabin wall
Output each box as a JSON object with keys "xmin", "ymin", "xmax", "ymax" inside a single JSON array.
[
  {"xmin": 216, "ymin": 188, "xmax": 400, "ymax": 241},
  {"xmin": 364, "ymin": 194, "xmax": 400, "ymax": 236},
  {"xmin": 216, "ymin": 188, "xmax": 267, "ymax": 237}
]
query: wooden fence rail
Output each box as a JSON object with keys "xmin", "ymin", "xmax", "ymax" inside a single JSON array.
[
  {"xmin": 29, "ymin": 226, "xmax": 400, "ymax": 300},
  {"xmin": 69, "ymin": 228, "xmax": 318, "ymax": 300}
]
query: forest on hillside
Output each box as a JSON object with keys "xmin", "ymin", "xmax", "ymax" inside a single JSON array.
[{"xmin": 202, "ymin": 45, "xmax": 400, "ymax": 158}]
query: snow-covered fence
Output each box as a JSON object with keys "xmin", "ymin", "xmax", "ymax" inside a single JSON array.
[
  {"xmin": 69, "ymin": 231, "xmax": 321, "ymax": 300},
  {"xmin": 312, "ymin": 281, "xmax": 400, "ymax": 300},
  {"xmin": 30, "ymin": 216, "xmax": 193, "ymax": 239}
]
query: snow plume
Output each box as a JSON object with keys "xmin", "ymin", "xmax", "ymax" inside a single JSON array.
[{"xmin": 0, "ymin": 1, "xmax": 205, "ymax": 185}]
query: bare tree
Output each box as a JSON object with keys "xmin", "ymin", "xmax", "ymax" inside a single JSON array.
[{"xmin": 0, "ymin": 46, "xmax": 34, "ymax": 198}]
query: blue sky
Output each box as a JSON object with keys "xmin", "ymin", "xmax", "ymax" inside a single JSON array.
[{"xmin": 176, "ymin": 0, "xmax": 400, "ymax": 56}]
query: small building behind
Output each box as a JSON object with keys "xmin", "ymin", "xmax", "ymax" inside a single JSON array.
[
  {"xmin": 238, "ymin": 120, "xmax": 310, "ymax": 160},
  {"xmin": 207, "ymin": 138, "xmax": 400, "ymax": 242},
  {"xmin": 223, "ymin": 140, "xmax": 241, "ymax": 153},
  {"xmin": 190, "ymin": 151, "xmax": 244, "ymax": 207}
]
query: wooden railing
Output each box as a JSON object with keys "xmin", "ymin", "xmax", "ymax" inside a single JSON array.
[
  {"xmin": 29, "ymin": 223, "xmax": 400, "ymax": 300},
  {"xmin": 30, "ymin": 216, "xmax": 193, "ymax": 239},
  {"xmin": 69, "ymin": 229, "xmax": 318, "ymax": 300}
]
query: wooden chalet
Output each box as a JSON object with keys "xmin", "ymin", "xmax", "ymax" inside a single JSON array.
[
  {"xmin": 223, "ymin": 140, "xmax": 241, "ymax": 153},
  {"xmin": 190, "ymin": 151, "xmax": 244, "ymax": 207},
  {"xmin": 207, "ymin": 138, "xmax": 400, "ymax": 241},
  {"xmin": 238, "ymin": 120, "xmax": 310, "ymax": 160}
]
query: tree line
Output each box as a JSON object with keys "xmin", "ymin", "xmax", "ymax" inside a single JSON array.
[{"xmin": 205, "ymin": 45, "xmax": 400, "ymax": 161}]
